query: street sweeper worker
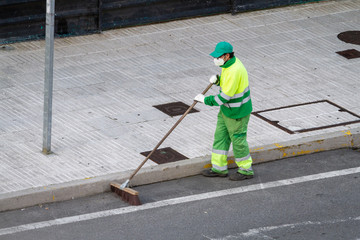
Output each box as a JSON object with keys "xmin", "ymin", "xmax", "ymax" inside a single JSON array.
[{"xmin": 194, "ymin": 41, "xmax": 253, "ymax": 181}]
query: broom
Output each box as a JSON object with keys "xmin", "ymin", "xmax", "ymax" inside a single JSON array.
[{"xmin": 111, "ymin": 82, "xmax": 214, "ymax": 205}]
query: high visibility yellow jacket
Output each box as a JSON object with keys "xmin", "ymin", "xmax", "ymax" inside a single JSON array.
[{"xmin": 204, "ymin": 57, "xmax": 252, "ymax": 119}]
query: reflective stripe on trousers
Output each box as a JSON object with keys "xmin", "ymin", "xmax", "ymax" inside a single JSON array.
[
  {"xmin": 236, "ymin": 154, "xmax": 253, "ymax": 173},
  {"xmin": 211, "ymin": 149, "xmax": 228, "ymax": 172}
]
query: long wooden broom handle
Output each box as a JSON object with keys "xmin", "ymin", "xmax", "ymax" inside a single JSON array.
[{"xmin": 128, "ymin": 82, "xmax": 214, "ymax": 181}]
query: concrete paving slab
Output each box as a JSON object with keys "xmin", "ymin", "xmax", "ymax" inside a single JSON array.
[{"xmin": 0, "ymin": 0, "xmax": 360, "ymax": 211}]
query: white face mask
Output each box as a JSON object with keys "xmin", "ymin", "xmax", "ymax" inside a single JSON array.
[{"xmin": 214, "ymin": 57, "xmax": 225, "ymax": 67}]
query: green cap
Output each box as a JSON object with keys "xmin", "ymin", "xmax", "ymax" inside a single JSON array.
[{"xmin": 210, "ymin": 41, "xmax": 233, "ymax": 58}]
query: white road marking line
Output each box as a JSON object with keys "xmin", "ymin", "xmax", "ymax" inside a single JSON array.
[
  {"xmin": 214, "ymin": 216, "xmax": 360, "ymax": 239},
  {"xmin": 1, "ymin": 166, "xmax": 359, "ymax": 236}
]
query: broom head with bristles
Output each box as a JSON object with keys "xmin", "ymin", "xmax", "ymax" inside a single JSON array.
[{"xmin": 110, "ymin": 182, "xmax": 141, "ymax": 206}]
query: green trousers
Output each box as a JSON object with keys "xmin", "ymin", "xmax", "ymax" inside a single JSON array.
[{"xmin": 211, "ymin": 112, "xmax": 253, "ymax": 175}]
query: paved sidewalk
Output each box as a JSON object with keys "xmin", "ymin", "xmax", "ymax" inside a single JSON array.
[{"xmin": 1, "ymin": 0, "xmax": 360, "ymax": 211}]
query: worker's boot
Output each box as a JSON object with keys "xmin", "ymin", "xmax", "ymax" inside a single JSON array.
[
  {"xmin": 229, "ymin": 171, "xmax": 254, "ymax": 181},
  {"xmin": 202, "ymin": 169, "xmax": 228, "ymax": 177}
]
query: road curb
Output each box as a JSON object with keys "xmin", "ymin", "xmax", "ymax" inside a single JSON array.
[{"xmin": 1, "ymin": 128, "xmax": 359, "ymax": 212}]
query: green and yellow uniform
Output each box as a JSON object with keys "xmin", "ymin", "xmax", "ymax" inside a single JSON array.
[{"xmin": 204, "ymin": 56, "xmax": 253, "ymax": 175}]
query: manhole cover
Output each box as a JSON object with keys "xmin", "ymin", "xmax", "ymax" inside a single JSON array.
[
  {"xmin": 153, "ymin": 101, "xmax": 199, "ymax": 117},
  {"xmin": 336, "ymin": 49, "xmax": 360, "ymax": 59},
  {"xmin": 140, "ymin": 147, "xmax": 188, "ymax": 164},
  {"xmin": 253, "ymin": 100, "xmax": 360, "ymax": 134},
  {"xmin": 337, "ymin": 31, "xmax": 360, "ymax": 45}
]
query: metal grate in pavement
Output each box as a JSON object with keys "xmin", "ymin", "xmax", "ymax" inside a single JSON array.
[
  {"xmin": 140, "ymin": 147, "xmax": 188, "ymax": 164},
  {"xmin": 337, "ymin": 31, "xmax": 360, "ymax": 45},
  {"xmin": 252, "ymin": 100, "xmax": 360, "ymax": 134},
  {"xmin": 336, "ymin": 49, "xmax": 360, "ymax": 59},
  {"xmin": 153, "ymin": 102, "xmax": 199, "ymax": 117}
]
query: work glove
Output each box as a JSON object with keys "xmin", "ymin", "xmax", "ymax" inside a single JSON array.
[
  {"xmin": 209, "ymin": 75, "xmax": 219, "ymax": 84},
  {"xmin": 194, "ymin": 94, "xmax": 205, "ymax": 103}
]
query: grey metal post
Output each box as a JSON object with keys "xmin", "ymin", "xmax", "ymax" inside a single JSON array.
[{"xmin": 42, "ymin": 0, "xmax": 55, "ymax": 154}]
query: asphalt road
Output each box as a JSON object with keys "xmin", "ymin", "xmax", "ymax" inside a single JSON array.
[{"xmin": 1, "ymin": 148, "xmax": 360, "ymax": 240}]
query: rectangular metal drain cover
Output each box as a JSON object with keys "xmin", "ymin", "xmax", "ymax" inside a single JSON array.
[
  {"xmin": 153, "ymin": 102, "xmax": 199, "ymax": 117},
  {"xmin": 140, "ymin": 147, "xmax": 188, "ymax": 164},
  {"xmin": 336, "ymin": 49, "xmax": 360, "ymax": 59},
  {"xmin": 253, "ymin": 100, "xmax": 360, "ymax": 134}
]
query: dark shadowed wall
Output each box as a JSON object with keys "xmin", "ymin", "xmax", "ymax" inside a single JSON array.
[{"xmin": 0, "ymin": 0, "xmax": 323, "ymax": 44}]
